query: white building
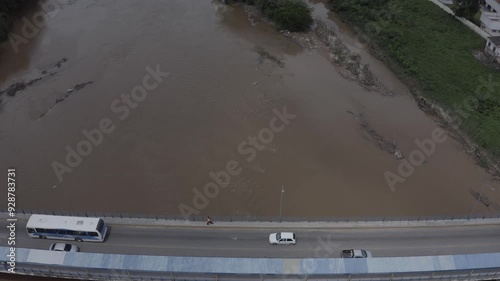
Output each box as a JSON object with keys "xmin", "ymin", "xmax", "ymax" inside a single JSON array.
[
  {"xmin": 484, "ymin": 36, "xmax": 500, "ymax": 57},
  {"xmin": 481, "ymin": 0, "xmax": 500, "ymax": 35}
]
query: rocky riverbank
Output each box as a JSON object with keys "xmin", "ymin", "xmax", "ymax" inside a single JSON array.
[
  {"xmin": 243, "ymin": 5, "xmax": 402, "ymax": 158},
  {"xmin": 244, "ymin": 3, "xmax": 391, "ymax": 96}
]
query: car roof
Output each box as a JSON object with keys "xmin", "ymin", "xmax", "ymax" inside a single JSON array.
[
  {"xmin": 352, "ymin": 250, "xmax": 363, "ymax": 256},
  {"xmin": 280, "ymin": 232, "xmax": 294, "ymax": 239},
  {"xmin": 52, "ymin": 243, "xmax": 69, "ymax": 250}
]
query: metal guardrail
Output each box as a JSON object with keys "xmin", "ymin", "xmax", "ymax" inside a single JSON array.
[
  {"xmin": 2, "ymin": 263, "xmax": 500, "ymax": 281},
  {"xmin": 2, "ymin": 209, "xmax": 500, "ymax": 222}
]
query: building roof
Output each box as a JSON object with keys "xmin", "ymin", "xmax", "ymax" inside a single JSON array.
[
  {"xmin": 488, "ymin": 36, "xmax": 500, "ymax": 46},
  {"xmin": 26, "ymin": 214, "xmax": 102, "ymax": 232}
]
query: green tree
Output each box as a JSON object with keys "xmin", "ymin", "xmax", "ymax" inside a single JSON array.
[
  {"xmin": 274, "ymin": 1, "xmax": 313, "ymax": 31},
  {"xmin": 255, "ymin": 0, "xmax": 313, "ymax": 32},
  {"xmin": 453, "ymin": 0, "xmax": 480, "ymax": 21}
]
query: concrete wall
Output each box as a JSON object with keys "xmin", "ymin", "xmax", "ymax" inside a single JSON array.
[
  {"xmin": 484, "ymin": 39, "xmax": 500, "ymax": 57},
  {"xmin": 1, "ymin": 247, "xmax": 500, "ymax": 277},
  {"xmin": 430, "ymin": 0, "xmax": 490, "ymax": 39}
]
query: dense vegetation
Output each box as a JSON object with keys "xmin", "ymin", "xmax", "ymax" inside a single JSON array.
[
  {"xmin": 329, "ymin": 0, "xmax": 500, "ymax": 159},
  {"xmin": 252, "ymin": 0, "xmax": 313, "ymax": 32},
  {"xmin": 0, "ymin": 0, "xmax": 28, "ymax": 41},
  {"xmin": 452, "ymin": 0, "xmax": 480, "ymax": 21}
]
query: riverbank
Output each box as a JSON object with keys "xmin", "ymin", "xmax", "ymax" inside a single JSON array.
[
  {"xmin": 327, "ymin": 0, "xmax": 500, "ymax": 178},
  {"xmin": 244, "ymin": 4, "xmax": 404, "ymax": 158}
]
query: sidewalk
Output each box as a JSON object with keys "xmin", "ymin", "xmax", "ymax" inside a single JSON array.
[
  {"xmin": 4, "ymin": 213, "xmax": 500, "ymax": 229},
  {"xmin": 103, "ymin": 217, "xmax": 500, "ymax": 229}
]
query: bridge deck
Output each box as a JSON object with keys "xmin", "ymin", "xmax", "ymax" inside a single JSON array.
[{"xmin": 1, "ymin": 247, "xmax": 500, "ymax": 275}]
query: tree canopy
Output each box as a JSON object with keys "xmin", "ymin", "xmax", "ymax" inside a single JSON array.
[{"xmin": 453, "ymin": 0, "xmax": 480, "ymax": 21}]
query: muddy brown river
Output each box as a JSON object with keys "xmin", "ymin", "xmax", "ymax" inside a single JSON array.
[{"xmin": 0, "ymin": 0, "xmax": 499, "ymax": 218}]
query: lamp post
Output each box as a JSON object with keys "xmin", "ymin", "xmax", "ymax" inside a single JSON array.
[
  {"xmin": 471, "ymin": 182, "xmax": 495, "ymax": 217},
  {"xmin": 279, "ymin": 185, "xmax": 285, "ymax": 222}
]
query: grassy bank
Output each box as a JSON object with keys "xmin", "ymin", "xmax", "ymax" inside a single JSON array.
[
  {"xmin": 329, "ymin": 0, "xmax": 500, "ymax": 161},
  {"xmin": 0, "ymin": 0, "xmax": 28, "ymax": 41}
]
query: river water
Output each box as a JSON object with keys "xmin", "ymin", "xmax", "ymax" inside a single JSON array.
[{"xmin": 0, "ymin": 0, "xmax": 498, "ymax": 219}]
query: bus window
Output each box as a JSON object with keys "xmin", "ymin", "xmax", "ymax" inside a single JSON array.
[
  {"xmin": 97, "ymin": 220, "xmax": 104, "ymax": 234},
  {"xmin": 88, "ymin": 232, "xmax": 98, "ymax": 237},
  {"xmin": 27, "ymin": 228, "xmax": 35, "ymax": 233},
  {"xmin": 45, "ymin": 229, "xmax": 57, "ymax": 234},
  {"xmin": 57, "ymin": 229, "xmax": 66, "ymax": 235},
  {"xmin": 35, "ymin": 228, "xmax": 45, "ymax": 233}
]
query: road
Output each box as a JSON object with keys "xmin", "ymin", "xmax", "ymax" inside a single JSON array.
[{"xmin": 1, "ymin": 220, "xmax": 500, "ymax": 258}]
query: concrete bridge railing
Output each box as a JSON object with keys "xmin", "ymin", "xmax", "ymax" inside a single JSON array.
[
  {"xmin": 3, "ymin": 209, "xmax": 500, "ymax": 223},
  {"xmin": 1, "ymin": 247, "xmax": 500, "ymax": 281}
]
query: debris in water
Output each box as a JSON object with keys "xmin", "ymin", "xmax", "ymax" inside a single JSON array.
[
  {"xmin": 348, "ymin": 111, "xmax": 402, "ymax": 157},
  {"xmin": 0, "ymin": 58, "xmax": 69, "ymax": 100},
  {"xmin": 393, "ymin": 141, "xmax": 404, "ymax": 159},
  {"xmin": 39, "ymin": 81, "xmax": 94, "ymax": 119},
  {"xmin": 470, "ymin": 190, "xmax": 491, "ymax": 207},
  {"xmin": 254, "ymin": 46, "xmax": 284, "ymax": 68}
]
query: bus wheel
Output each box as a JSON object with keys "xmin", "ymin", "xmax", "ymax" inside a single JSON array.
[
  {"xmin": 40, "ymin": 235, "xmax": 47, "ymax": 239},
  {"xmin": 75, "ymin": 238, "xmax": 83, "ymax": 242}
]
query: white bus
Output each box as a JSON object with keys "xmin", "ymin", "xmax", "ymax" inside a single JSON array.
[{"xmin": 26, "ymin": 214, "xmax": 108, "ymax": 242}]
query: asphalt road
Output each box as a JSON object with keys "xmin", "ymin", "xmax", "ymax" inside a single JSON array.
[
  {"xmin": 1, "ymin": 220, "xmax": 500, "ymax": 258},
  {"xmin": 0, "ymin": 221, "xmax": 500, "ymax": 258}
]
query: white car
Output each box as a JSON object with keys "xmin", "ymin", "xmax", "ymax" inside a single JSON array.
[
  {"xmin": 269, "ymin": 232, "xmax": 296, "ymax": 245},
  {"xmin": 341, "ymin": 249, "xmax": 372, "ymax": 258},
  {"xmin": 49, "ymin": 243, "xmax": 79, "ymax": 252}
]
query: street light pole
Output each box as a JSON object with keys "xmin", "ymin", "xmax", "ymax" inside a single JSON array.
[
  {"xmin": 471, "ymin": 181, "xmax": 496, "ymax": 217},
  {"xmin": 279, "ymin": 185, "xmax": 285, "ymax": 222}
]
